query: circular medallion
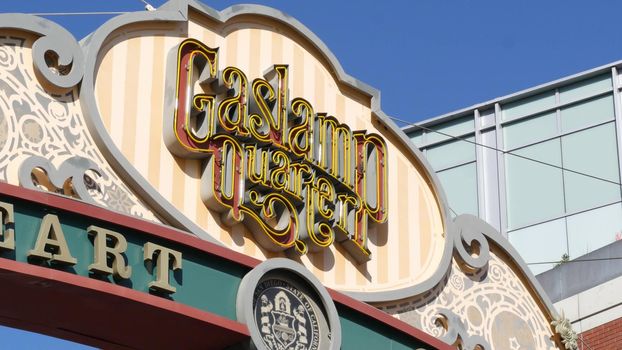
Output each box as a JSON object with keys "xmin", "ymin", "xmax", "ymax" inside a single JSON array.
[
  {"xmin": 253, "ymin": 279, "xmax": 320, "ymax": 350},
  {"xmin": 19, "ymin": 116, "xmax": 45, "ymax": 146},
  {"xmin": 237, "ymin": 258, "xmax": 341, "ymax": 350}
]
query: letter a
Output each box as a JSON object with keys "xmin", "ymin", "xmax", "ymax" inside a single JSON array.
[{"xmin": 28, "ymin": 214, "xmax": 77, "ymax": 265}]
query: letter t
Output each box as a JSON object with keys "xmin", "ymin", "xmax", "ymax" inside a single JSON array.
[{"xmin": 143, "ymin": 242, "xmax": 182, "ymax": 294}]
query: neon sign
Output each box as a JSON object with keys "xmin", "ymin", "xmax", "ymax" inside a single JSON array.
[{"xmin": 165, "ymin": 39, "xmax": 387, "ymax": 263}]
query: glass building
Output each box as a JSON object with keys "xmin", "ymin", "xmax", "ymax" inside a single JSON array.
[{"xmin": 405, "ymin": 63, "xmax": 622, "ymax": 275}]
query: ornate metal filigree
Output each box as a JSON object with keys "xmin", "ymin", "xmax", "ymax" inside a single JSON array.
[
  {"xmin": 0, "ymin": 29, "xmax": 157, "ymax": 221},
  {"xmin": 18, "ymin": 155, "xmax": 101, "ymax": 204},
  {"xmin": 0, "ymin": 14, "xmax": 84, "ymax": 89},
  {"xmin": 376, "ymin": 215, "xmax": 559, "ymax": 349},
  {"xmin": 433, "ymin": 308, "xmax": 491, "ymax": 349},
  {"xmin": 452, "ymin": 215, "xmax": 491, "ymax": 273}
]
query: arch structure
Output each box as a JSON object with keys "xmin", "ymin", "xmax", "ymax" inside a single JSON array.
[{"xmin": 0, "ymin": 1, "xmax": 566, "ymax": 348}]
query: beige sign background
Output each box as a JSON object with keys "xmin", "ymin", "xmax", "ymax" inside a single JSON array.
[{"xmin": 93, "ymin": 10, "xmax": 447, "ymax": 295}]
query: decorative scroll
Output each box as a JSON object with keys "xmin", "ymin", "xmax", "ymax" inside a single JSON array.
[
  {"xmin": 18, "ymin": 155, "xmax": 101, "ymax": 204},
  {"xmin": 0, "ymin": 32, "xmax": 157, "ymax": 219},
  {"xmin": 434, "ymin": 308, "xmax": 490, "ymax": 349},
  {"xmin": 0, "ymin": 14, "xmax": 84, "ymax": 90},
  {"xmin": 452, "ymin": 215, "xmax": 491, "ymax": 272},
  {"xmin": 376, "ymin": 216, "xmax": 561, "ymax": 350}
]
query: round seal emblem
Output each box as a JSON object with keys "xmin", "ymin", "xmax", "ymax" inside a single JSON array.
[
  {"xmin": 236, "ymin": 258, "xmax": 341, "ymax": 350},
  {"xmin": 253, "ymin": 279, "xmax": 321, "ymax": 350}
]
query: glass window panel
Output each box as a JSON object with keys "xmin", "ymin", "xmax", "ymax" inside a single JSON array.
[
  {"xmin": 562, "ymin": 122, "xmax": 621, "ymax": 212},
  {"xmin": 502, "ymin": 91, "xmax": 556, "ymax": 121},
  {"xmin": 567, "ymin": 203, "xmax": 622, "ymax": 259},
  {"xmin": 503, "ymin": 112, "xmax": 557, "ymax": 150},
  {"xmin": 425, "ymin": 116, "xmax": 475, "ymax": 144},
  {"xmin": 564, "ymin": 173, "xmax": 620, "ymax": 214},
  {"xmin": 425, "ymin": 136, "xmax": 476, "ymax": 170},
  {"xmin": 505, "ymin": 140, "xmax": 564, "ymax": 228},
  {"xmin": 408, "ymin": 129, "xmax": 423, "ymax": 146},
  {"xmin": 560, "ymin": 94, "xmax": 614, "ymax": 133},
  {"xmin": 436, "ymin": 163, "xmax": 478, "ymax": 216},
  {"xmin": 508, "ymin": 219, "xmax": 567, "ymax": 275},
  {"xmin": 559, "ymin": 73, "xmax": 612, "ymax": 104}
]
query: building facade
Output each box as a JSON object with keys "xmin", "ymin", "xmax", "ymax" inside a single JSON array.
[{"xmin": 405, "ymin": 62, "xmax": 622, "ymax": 348}]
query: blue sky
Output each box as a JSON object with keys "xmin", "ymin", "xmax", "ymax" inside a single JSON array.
[
  {"xmin": 0, "ymin": 327, "xmax": 92, "ymax": 349},
  {"xmin": 2, "ymin": 0, "xmax": 622, "ymax": 347},
  {"xmin": 7, "ymin": 0, "xmax": 622, "ymax": 125}
]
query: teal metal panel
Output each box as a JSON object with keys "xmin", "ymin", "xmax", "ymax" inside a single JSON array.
[
  {"xmin": 338, "ymin": 306, "xmax": 432, "ymax": 349},
  {"xmin": 0, "ymin": 194, "xmax": 440, "ymax": 348},
  {"xmin": 3, "ymin": 196, "xmax": 247, "ymax": 321}
]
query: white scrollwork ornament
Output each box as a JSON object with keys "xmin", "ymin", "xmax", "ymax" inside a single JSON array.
[
  {"xmin": 0, "ymin": 21, "xmax": 158, "ymax": 222},
  {"xmin": 376, "ymin": 216, "xmax": 559, "ymax": 350}
]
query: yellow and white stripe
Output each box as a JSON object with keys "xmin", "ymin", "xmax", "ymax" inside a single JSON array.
[{"xmin": 93, "ymin": 20, "xmax": 445, "ymax": 293}]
